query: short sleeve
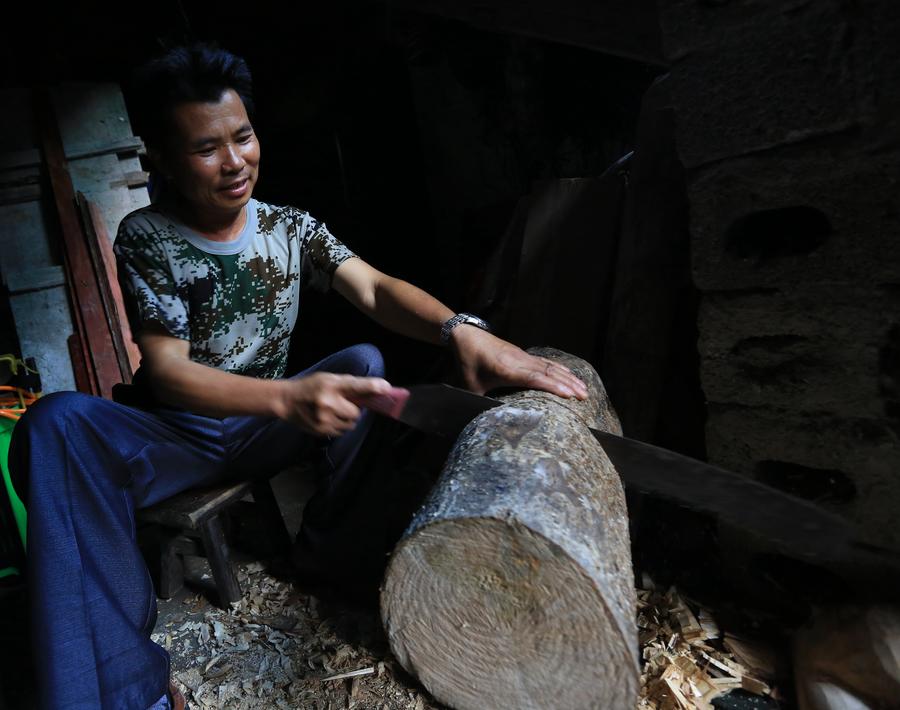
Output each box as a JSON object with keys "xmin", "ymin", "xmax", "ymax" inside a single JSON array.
[
  {"xmin": 297, "ymin": 212, "xmax": 357, "ymax": 293},
  {"xmin": 113, "ymin": 219, "xmax": 191, "ymax": 341}
]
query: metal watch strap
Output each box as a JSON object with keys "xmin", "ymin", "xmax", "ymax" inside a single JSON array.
[{"xmin": 440, "ymin": 313, "xmax": 491, "ymax": 345}]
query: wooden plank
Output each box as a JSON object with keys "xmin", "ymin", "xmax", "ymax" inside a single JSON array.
[
  {"xmin": 0, "ymin": 136, "xmax": 144, "ymax": 172},
  {"xmin": 77, "ymin": 194, "xmax": 141, "ymax": 381},
  {"xmin": 108, "ymin": 170, "xmax": 150, "ymax": 189},
  {"xmin": 35, "ymin": 88, "xmax": 120, "ymax": 398},
  {"xmin": 0, "ymin": 149, "xmax": 41, "ymax": 172},
  {"xmin": 66, "ymin": 332, "xmax": 94, "ymax": 395},
  {"xmin": 200, "ymin": 515, "xmax": 243, "ymax": 605},
  {"xmin": 65, "ymin": 136, "xmax": 144, "ymax": 161},
  {"xmin": 67, "ymin": 151, "xmax": 151, "ymax": 253},
  {"xmin": 5, "ymin": 265, "xmax": 66, "ymax": 294},
  {"xmin": 0, "ymin": 168, "xmax": 41, "ymax": 205},
  {"xmin": 0, "ymin": 184, "xmax": 41, "ymax": 206}
]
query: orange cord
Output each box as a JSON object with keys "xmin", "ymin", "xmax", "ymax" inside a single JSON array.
[{"xmin": 0, "ymin": 385, "xmax": 39, "ymax": 420}]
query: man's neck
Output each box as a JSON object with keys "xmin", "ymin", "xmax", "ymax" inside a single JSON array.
[{"xmin": 165, "ymin": 194, "xmax": 248, "ymax": 242}]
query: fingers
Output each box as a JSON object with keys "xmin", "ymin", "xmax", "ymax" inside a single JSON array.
[
  {"xmin": 538, "ymin": 358, "xmax": 589, "ymax": 400},
  {"xmin": 302, "ymin": 393, "xmax": 359, "ymax": 437},
  {"xmin": 514, "ymin": 358, "xmax": 588, "ymax": 400},
  {"xmin": 309, "ymin": 375, "xmax": 397, "ymax": 436},
  {"xmin": 478, "ymin": 347, "xmax": 590, "ymax": 401},
  {"xmin": 285, "ymin": 373, "xmax": 395, "ymax": 437},
  {"xmin": 339, "ymin": 375, "xmax": 393, "ymax": 397},
  {"xmin": 523, "ymin": 370, "xmax": 578, "ymax": 400}
]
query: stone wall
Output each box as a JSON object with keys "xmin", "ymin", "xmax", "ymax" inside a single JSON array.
[{"xmin": 657, "ymin": 0, "xmax": 900, "ymax": 547}]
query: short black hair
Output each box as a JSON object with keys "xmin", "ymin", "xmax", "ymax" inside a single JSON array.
[{"xmin": 129, "ymin": 41, "xmax": 255, "ymax": 149}]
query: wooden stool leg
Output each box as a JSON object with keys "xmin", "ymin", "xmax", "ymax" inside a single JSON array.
[
  {"xmin": 158, "ymin": 532, "xmax": 185, "ymax": 599},
  {"xmin": 199, "ymin": 515, "xmax": 242, "ymax": 606},
  {"xmin": 251, "ymin": 479, "xmax": 292, "ymax": 556}
]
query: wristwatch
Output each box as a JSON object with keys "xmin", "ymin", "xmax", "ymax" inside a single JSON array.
[{"xmin": 440, "ymin": 313, "xmax": 491, "ymax": 345}]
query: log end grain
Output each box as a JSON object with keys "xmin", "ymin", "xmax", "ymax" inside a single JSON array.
[{"xmin": 382, "ymin": 517, "xmax": 638, "ymax": 710}]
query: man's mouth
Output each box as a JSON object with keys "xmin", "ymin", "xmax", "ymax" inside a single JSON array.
[{"xmin": 221, "ymin": 178, "xmax": 250, "ymax": 195}]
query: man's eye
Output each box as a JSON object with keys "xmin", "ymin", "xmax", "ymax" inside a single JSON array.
[
  {"xmin": 238, "ymin": 134, "xmax": 253, "ymax": 143},
  {"xmin": 196, "ymin": 148, "xmax": 216, "ymax": 156}
]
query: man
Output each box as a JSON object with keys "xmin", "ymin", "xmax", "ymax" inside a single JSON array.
[{"xmin": 10, "ymin": 42, "xmax": 586, "ymax": 709}]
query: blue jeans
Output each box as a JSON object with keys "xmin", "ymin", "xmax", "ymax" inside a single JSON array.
[{"xmin": 9, "ymin": 344, "xmax": 384, "ymax": 709}]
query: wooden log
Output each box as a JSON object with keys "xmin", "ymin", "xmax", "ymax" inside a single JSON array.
[{"xmin": 381, "ymin": 348, "xmax": 638, "ymax": 710}]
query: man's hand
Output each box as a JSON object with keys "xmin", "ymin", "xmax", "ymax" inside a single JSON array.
[
  {"xmin": 449, "ymin": 325, "xmax": 589, "ymax": 400},
  {"xmin": 276, "ymin": 373, "xmax": 394, "ymax": 437}
]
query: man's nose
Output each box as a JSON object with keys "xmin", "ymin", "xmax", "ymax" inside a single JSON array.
[{"xmin": 222, "ymin": 144, "xmax": 245, "ymax": 172}]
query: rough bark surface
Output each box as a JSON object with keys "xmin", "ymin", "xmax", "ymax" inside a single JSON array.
[{"xmin": 381, "ymin": 348, "xmax": 638, "ymax": 710}]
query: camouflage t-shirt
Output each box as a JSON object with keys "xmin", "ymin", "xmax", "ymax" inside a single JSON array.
[{"xmin": 113, "ymin": 198, "xmax": 356, "ymax": 379}]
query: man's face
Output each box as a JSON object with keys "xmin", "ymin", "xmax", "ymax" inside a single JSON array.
[{"xmin": 157, "ymin": 88, "xmax": 260, "ymax": 216}]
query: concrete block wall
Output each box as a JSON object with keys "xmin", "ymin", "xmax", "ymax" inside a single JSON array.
[{"xmin": 657, "ymin": 0, "xmax": 900, "ymax": 547}]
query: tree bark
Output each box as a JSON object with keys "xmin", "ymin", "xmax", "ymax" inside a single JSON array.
[{"xmin": 381, "ymin": 348, "xmax": 638, "ymax": 710}]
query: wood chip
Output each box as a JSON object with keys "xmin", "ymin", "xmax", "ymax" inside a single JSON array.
[
  {"xmin": 636, "ymin": 581, "xmax": 778, "ymax": 709},
  {"xmin": 320, "ymin": 667, "xmax": 376, "ymax": 682}
]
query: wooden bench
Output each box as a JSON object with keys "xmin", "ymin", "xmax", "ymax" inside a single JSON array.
[{"xmin": 137, "ymin": 476, "xmax": 291, "ymax": 607}]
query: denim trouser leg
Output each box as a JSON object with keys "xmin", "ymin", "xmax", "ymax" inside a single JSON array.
[
  {"xmin": 8, "ymin": 343, "xmax": 384, "ymax": 709},
  {"xmin": 10, "ymin": 392, "xmax": 228, "ymax": 709},
  {"xmin": 226, "ymin": 343, "xmax": 386, "ymax": 558}
]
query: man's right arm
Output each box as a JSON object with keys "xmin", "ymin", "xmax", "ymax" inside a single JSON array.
[{"xmin": 138, "ymin": 333, "xmax": 392, "ymax": 437}]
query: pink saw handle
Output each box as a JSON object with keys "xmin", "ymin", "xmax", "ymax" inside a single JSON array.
[{"xmin": 349, "ymin": 387, "xmax": 410, "ymax": 420}]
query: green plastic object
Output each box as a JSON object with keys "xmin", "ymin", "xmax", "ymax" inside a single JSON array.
[{"xmin": 0, "ymin": 417, "xmax": 26, "ymax": 550}]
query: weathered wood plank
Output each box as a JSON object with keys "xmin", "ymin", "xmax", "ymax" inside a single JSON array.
[{"xmin": 77, "ymin": 194, "xmax": 141, "ymax": 380}]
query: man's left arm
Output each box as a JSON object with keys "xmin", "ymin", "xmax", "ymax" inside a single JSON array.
[{"xmin": 332, "ymin": 257, "xmax": 588, "ymax": 400}]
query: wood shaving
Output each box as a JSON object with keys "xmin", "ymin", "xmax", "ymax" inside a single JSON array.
[{"xmin": 636, "ymin": 579, "xmax": 777, "ymax": 709}]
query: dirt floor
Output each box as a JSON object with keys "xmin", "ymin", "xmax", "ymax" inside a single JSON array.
[{"xmin": 157, "ymin": 559, "xmax": 444, "ymax": 710}]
